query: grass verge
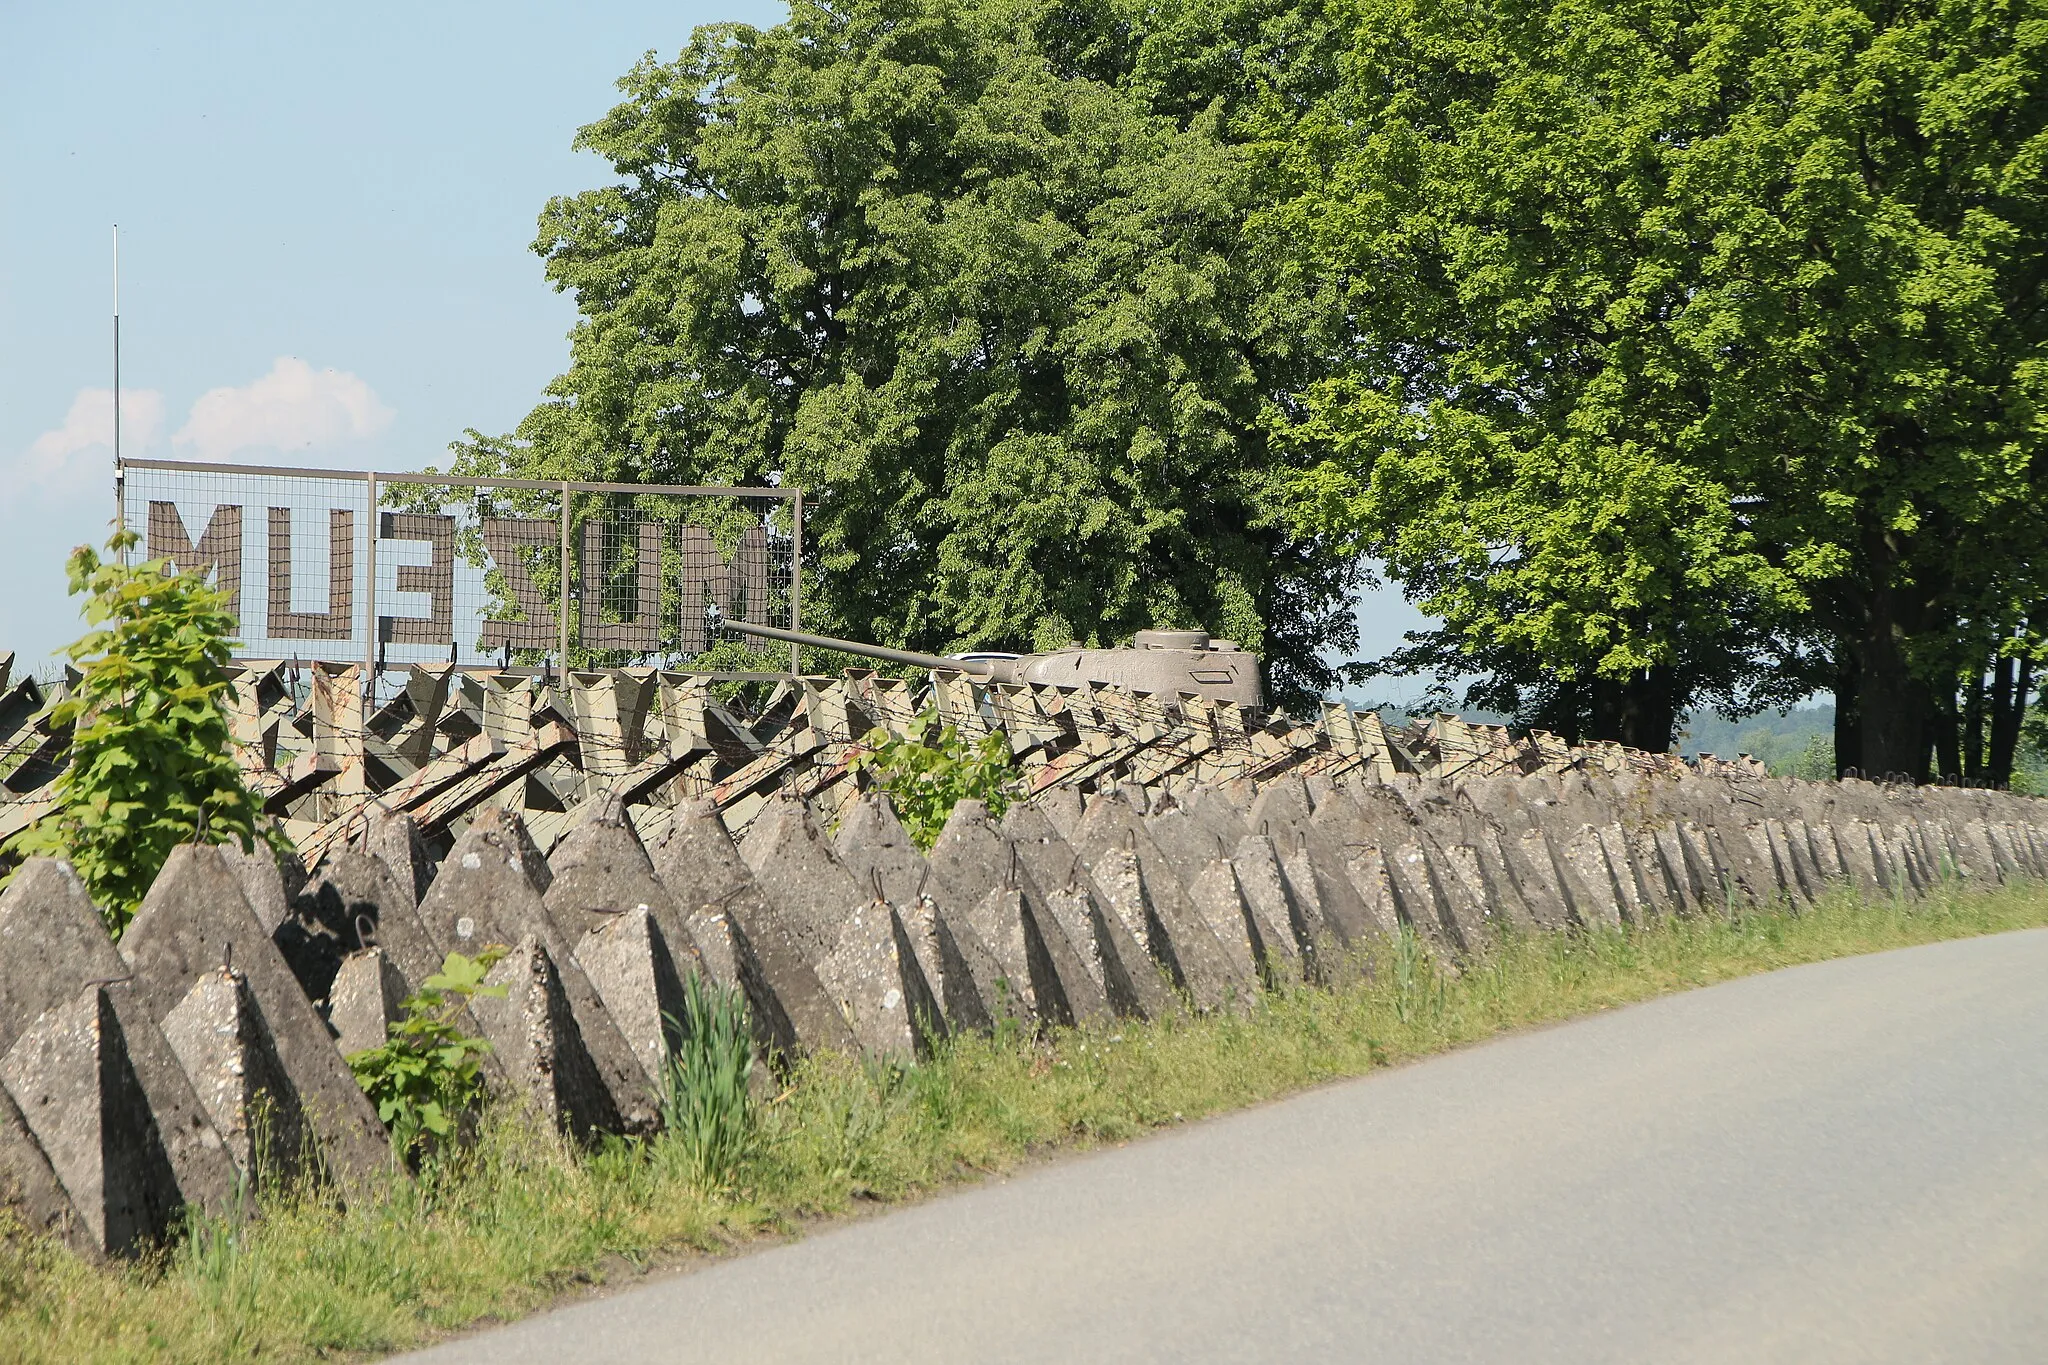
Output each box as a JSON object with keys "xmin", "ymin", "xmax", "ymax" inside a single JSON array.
[{"xmin": 5, "ymin": 879, "xmax": 2047, "ymax": 1362}]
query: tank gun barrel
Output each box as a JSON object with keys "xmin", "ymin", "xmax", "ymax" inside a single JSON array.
[{"xmin": 708, "ymin": 607, "xmax": 999, "ymax": 680}]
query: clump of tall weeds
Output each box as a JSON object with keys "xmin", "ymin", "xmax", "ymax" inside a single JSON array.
[{"xmin": 658, "ymin": 973, "xmax": 757, "ymax": 1191}]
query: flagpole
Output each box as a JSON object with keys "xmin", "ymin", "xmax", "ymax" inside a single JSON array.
[{"xmin": 113, "ymin": 224, "xmax": 125, "ymax": 560}]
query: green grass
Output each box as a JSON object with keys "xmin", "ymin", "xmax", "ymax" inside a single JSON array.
[{"xmin": 6, "ymin": 879, "xmax": 2048, "ymax": 1362}]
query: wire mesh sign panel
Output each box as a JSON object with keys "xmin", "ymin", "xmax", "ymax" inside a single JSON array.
[{"xmin": 119, "ymin": 459, "xmax": 801, "ymax": 673}]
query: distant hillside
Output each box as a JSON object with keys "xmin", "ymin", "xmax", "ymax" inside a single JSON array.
[{"xmin": 1680, "ymin": 705, "xmax": 1835, "ymax": 776}]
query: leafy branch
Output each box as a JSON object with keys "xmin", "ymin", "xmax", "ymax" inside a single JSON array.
[
  {"xmin": 348, "ymin": 949, "xmax": 507, "ymax": 1166},
  {"xmin": 853, "ymin": 708, "xmax": 1020, "ymax": 851}
]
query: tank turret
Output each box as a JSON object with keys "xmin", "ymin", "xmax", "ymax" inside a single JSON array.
[{"xmin": 707, "ymin": 610, "xmax": 1263, "ymax": 709}]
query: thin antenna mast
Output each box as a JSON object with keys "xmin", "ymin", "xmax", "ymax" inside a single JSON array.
[{"xmin": 112, "ymin": 224, "xmax": 124, "ymax": 558}]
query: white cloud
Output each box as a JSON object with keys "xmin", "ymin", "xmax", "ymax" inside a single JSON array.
[
  {"xmin": 20, "ymin": 387, "xmax": 166, "ymax": 489},
  {"xmin": 172, "ymin": 356, "xmax": 393, "ymax": 460}
]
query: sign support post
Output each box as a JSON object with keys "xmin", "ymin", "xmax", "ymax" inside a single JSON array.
[
  {"xmin": 557, "ymin": 480, "xmax": 572, "ymax": 676},
  {"xmin": 790, "ymin": 488, "xmax": 804, "ymax": 677},
  {"xmin": 363, "ymin": 470, "xmax": 378, "ymax": 701}
]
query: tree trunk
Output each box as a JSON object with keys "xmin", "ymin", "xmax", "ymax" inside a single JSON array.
[
  {"xmin": 1588, "ymin": 666, "xmax": 1681, "ymax": 753},
  {"xmin": 1988, "ymin": 649, "xmax": 2032, "ymax": 787},
  {"xmin": 1529, "ymin": 678, "xmax": 1584, "ymax": 748},
  {"xmin": 1854, "ymin": 569, "xmax": 1934, "ymax": 783},
  {"xmin": 1933, "ymin": 684, "xmax": 1961, "ymax": 785},
  {"xmin": 1962, "ymin": 664, "xmax": 1986, "ymax": 782},
  {"xmin": 1834, "ymin": 650, "xmax": 1863, "ymax": 779}
]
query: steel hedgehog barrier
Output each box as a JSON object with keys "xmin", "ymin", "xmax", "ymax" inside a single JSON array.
[
  {"xmin": 4, "ymin": 646, "xmax": 2047, "ymax": 1258},
  {"xmin": 0, "ymin": 645, "xmax": 1762, "ymax": 864}
]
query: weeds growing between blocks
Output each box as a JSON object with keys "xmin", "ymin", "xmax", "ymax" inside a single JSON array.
[{"xmin": 4, "ymin": 879, "xmax": 2047, "ymax": 1364}]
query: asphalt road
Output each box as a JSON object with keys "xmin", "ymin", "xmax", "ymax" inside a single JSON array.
[{"xmin": 401, "ymin": 930, "xmax": 2048, "ymax": 1364}]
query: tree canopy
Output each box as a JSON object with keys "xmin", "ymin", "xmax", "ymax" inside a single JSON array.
[
  {"xmin": 462, "ymin": 0, "xmax": 2046, "ymax": 773},
  {"xmin": 452, "ymin": 0, "xmax": 1358, "ymax": 706},
  {"xmin": 1270, "ymin": 0, "xmax": 2047, "ymax": 768}
]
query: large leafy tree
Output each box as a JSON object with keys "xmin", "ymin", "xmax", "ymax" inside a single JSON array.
[
  {"xmin": 456, "ymin": 0, "xmax": 1357, "ymax": 705},
  {"xmin": 1273, "ymin": 0, "xmax": 2047, "ymax": 762}
]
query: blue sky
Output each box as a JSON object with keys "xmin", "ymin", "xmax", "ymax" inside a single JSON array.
[{"xmin": 1, "ymin": 0, "xmax": 1435, "ymax": 695}]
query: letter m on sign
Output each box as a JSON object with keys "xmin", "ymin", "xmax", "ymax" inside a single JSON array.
[{"xmin": 147, "ymin": 502, "xmax": 243, "ymax": 619}]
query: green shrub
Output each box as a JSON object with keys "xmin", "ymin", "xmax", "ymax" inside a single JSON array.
[
  {"xmin": 348, "ymin": 949, "xmax": 506, "ymax": 1166},
  {"xmin": 1787, "ymin": 733, "xmax": 1837, "ymax": 781},
  {"xmin": 3, "ymin": 531, "xmax": 275, "ymax": 935},
  {"xmin": 658, "ymin": 973, "xmax": 756, "ymax": 1191},
  {"xmin": 854, "ymin": 707, "xmax": 1019, "ymax": 851}
]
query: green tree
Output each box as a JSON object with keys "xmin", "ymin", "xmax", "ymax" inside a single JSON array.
[
  {"xmin": 449, "ymin": 0, "xmax": 1357, "ymax": 706},
  {"xmin": 2, "ymin": 532, "xmax": 273, "ymax": 934},
  {"xmin": 1272, "ymin": 0, "xmax": 2048, "ymax": 760}
]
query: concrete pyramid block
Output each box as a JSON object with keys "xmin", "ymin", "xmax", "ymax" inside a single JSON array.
[
  {"xmin": 1649, "ymin": 821, "xmax": 1709, "ymax": 913},
  {"xmin": 1493, "ymin": 825, "xmax": 1571, "ymax": 931},
  {"xmin": 1989, "ymin": 820, "xmax": 2031, "ymax": 879},
  {"xmin": 963, "ymin": 881, "xmax": 1111, "ymax": 1029},
  {"xmin": 652, "ymin": 798, "xmax": 857, "ymax": 1065},
  {"xmin": 1764, "ymin": 819, "xmax": 1818, "ymax": 903},
  {"xmin": 1596, "ymin": 825, "xmax": 1659, "ymax": 922},
  {"xmin": 1247, "ymin": 776, "xmax": 1313, "ymax": 835},
  {"xmin": 1225, "ymin": 834, "xmax": 1307, "ymax": 979},
  {"xmin": 547, "ymin": 817, "xmax": 710, "ymax": 986},
  {"xmin": 1914, "ymin": 821, "xmax": 1951, "ymax": 885},
  {"xmin": 471, "ymin": 935, "xmax": 620, "ymax": 1142},
  {"xmin": 0, "ymin": 859, "xmax": 240, "ymax": 1220},
  {"xmin": 1738, "ymin": 822, "xmax": 1790, "ymax": 905},
  {"xmin": 1427, "ymin": 838, "xmax": 1510, "ymax": 941},
  {"xmin": 1002, "ymin": 803, "xmax": 1179, "ymax": 1021},
  {"xmin": 923, "ymin": 800, "xmax": 1013, "ymax": 926},
  {"xmin": 1325, "ymin": 842, "xmax": 1398, "ymax": 955},
  {"xmin": 814, "ymin": 897, "xmax": 945, "ymax": 1060},
  {"xmin": 0, "ymin": 859, "xmax": 128, "ymax": 1051},
  {"xmin": 1383, "ymin": 840, "xmax": 1462, "ymax": 945},
  {"xmin": 1795, "ymin": 818, "xmax": 1846, "ymax": 888},
  {"xmin": 1305, "ymin": 803, "xmax": 1412, "ymax": 944},
  {"xmin": 1078, "ymin": 797, "xmax": 1254, "ymax": 1010},
  {"xmin": 1677, "ymin": 820, "xmax": 1737, "ymax": 914},
  {"xmin": 1882, "ymin": 825, "xmax": 1927, "ymax": 895},
  {"xmin": 1185, "ymin": 860, "xmax": 1262, "ymax": 989},
  {"xmin": 1035, "ymin": 786, "xmax": 1086, "ymax": 843},
  {"xmin": 1459, "ymin": 827, "xmax": 1543, "ymax": 932},
  {"xmin": 2, "ymin": 988, "xmax": 190, "ymax": 1257},
  {"xmin": 1834, "ymin": 820, "xmax": 1887, "ymax": 896},
  {"xmin": 120, "ymin": 844, "xmax": 391, "ymax": 1182},
  {"xmin": 2007, "ymin": 819, "xmax": 2048, "ymax": 876},
  {"xmin": 1424, "ymin": 836, "xmax": 1500, "ymax": 946},
  {"xmin": 1032, "ymin": 882, "xmax": 1109, "ymax": 1001},
  {"xmin": 218, "ymin": 832, "xmax": 304, "ymax": 936},
  {"xmin": 161, "ymin": 966, "xmax": 308, "ymax": 1189},
  {"xmin": 738, "ymin": 795, "xmax": 865, "ymax": 968},
  {"xmin": 833, "ymin": 793, "xmax": 929, "ymax": 909},
  {"xmin": 1143, "ymin": 807, "xmax": 1234, "ymax": 899},
  {"xmin": 1957, "ymin": 820, "xmax": 2003, "ymax": 883},
  {"xmin": 917, "ymin": 899, "xmax": 1007, "ymax": 1033},
  {"xmin": 930, "ymin": 800, "xmax": 1128, "ymax": 1023},
  {"xmin": 328, "ymin": 948, "xmax": 409, "ymax": 1061},
  {"xmin": 1555, "ymin": 826, "xmax": 1625, "ymax": 928},
  {"xmin": 1182, "ymin": 787, "xmax": 1252, "ymax": 851},
  {"xmin": 298, "ymin": 850, "xmax": 446, "ymax": 995},
  {"xmin": 364, "ymin": 809, "xmax": 435, "ymax": 907},
  {"xmin": 574, "ymin": 907, "xmax": 691, "ymax": 1088},
  {"xmin": 1085, "ymin": 840, "xmax": 1246, "ymax": 1012},
  {"xmin": 0, "ymin": 1084, "xmax": 90, "ymax": 1257},
  {"xmin": 417, "ymin": 810, "xmax": 658, "ymax": 1132}
]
